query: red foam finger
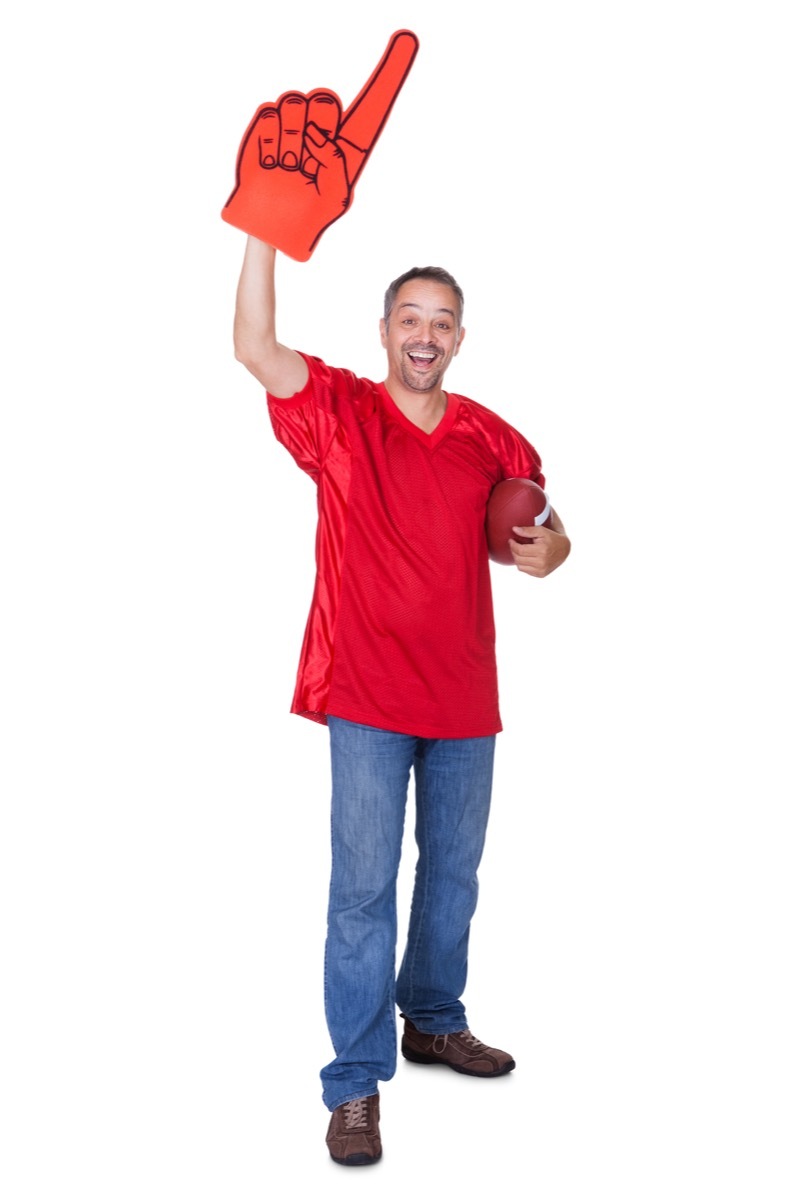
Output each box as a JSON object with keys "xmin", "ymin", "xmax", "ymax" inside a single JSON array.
[
  {"xmin": 221, "ymin": 30, "xmax": 419, "ymax": 260},
  {"xmin": 340, "ymin": 30, "xmax": 419, "ymax": 182}
]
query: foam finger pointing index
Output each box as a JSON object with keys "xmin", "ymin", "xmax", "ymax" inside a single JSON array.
[{"xmin": 340, "ymin": 30, "xmax": 419, "ymax": 157}]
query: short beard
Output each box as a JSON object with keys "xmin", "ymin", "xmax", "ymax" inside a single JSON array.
[{"xmin": 400, "ymin": 363, "xmax": 443, "ymax": 392}]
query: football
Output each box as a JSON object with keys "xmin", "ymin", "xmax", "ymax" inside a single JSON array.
[{"xmin": 485, "ymin": 478, "xmax": 552, "ymax": 565}]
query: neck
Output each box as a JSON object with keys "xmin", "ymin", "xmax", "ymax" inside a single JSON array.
[{"xmin": 383, "ymin": 379, "xmax": 447, "ymax": 433}]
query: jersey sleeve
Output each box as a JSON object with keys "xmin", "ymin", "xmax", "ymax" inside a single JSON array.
[
  {"xmin": 266, "ymin": 353, "xmax": 375, "ymax": 483},
  {"xmin": 493, "ymin": 417, "xmax": 546, "ymax": 491}
]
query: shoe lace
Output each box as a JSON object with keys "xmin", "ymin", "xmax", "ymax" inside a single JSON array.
[
  {"xmin": 459, "ymin": 1029, "xmax": 488, "ymax": 1051},
  {"xmin": 342, "ymin": 1097, "xmax": 369, "ymax": 1130}
]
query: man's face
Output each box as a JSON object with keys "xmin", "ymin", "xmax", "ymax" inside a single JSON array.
[{"xmin": 380, "ymin": 279, "xmax": 465, "ymax": 394}]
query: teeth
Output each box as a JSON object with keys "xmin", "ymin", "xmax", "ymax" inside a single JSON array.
[{"xmin": 410, "ymin": 352, "xmax": 435, "ymax": 360}]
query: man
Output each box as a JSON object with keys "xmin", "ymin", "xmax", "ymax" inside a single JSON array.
[{"xmin": 233, "ymin": 235, "xmax": 570, "ymax": 1165}]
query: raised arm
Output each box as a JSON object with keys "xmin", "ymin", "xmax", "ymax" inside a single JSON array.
[{"xmin": 233, "ymin": 236, "xmax": 309, "ymax": 397}]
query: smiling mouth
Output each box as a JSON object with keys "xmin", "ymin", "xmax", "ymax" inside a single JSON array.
[{"xmin": 407, "ymin": 349, "xmax": 438, "ymax": 368}]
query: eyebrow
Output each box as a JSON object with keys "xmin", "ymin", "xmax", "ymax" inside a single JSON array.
[{"xmin": 397, "ymin": 302, "xmax": 456, "ymax": 319}]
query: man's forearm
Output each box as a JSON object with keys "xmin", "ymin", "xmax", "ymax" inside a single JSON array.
[
  {"xmin": 233, "ymin": 236, "xmax": 308, "ymax": 396},
  {"xmin": 548, "ymin": 506, "xmax": 568, "ymax": 538}
]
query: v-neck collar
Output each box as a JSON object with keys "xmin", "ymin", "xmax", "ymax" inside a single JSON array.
[{"xmin": 377, "ymin": 383, "xmax": 460, "ymax": 449}]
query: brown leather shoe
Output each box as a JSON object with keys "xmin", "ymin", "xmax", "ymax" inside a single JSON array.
[
  {"xmin": 401, "ymin": 1016, "xmax": 516, "ymax": 1077},
  {"xmin": 325, "ymin": 1093, "xmax": 382, "ymax": 1166}
]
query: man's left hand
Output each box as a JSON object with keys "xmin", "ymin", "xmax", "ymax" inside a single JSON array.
[{"xmin": 508, "ymin": 525, "xmax": 571, "ymax": 577}]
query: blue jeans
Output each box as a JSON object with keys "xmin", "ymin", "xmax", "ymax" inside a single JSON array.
[{"xmin": 320, "ymin": 716, "xmax": 496, "ymax": 1111}]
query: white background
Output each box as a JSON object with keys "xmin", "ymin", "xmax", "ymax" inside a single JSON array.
[{"xmin": 2, "ymin": 1, "xmax": 797, "ymax": 1195}]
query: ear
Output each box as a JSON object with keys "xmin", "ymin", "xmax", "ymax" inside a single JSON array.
[
  {"xmin": 454, "ymin": 325, "xmax": 466, "ymax": 356},
  {"xmin": 379, "ymin": 317, "xmax": 388, "ymax": 348}
]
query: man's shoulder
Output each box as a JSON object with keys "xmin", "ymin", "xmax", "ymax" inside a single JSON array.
[
  {"xmin": 452, "ymin": 392, "xmax": 541, "ymax": 474},
  {"xmin": 289, "ymin": 353, "xmax": 380, "ymax": 422},
  {"xmin": 302, "ymin": 352, "xmax": 379, "ymax": 390},
  {"xmin": 453, "ymin": 392, "xmax": 522, "ymax": 434}
]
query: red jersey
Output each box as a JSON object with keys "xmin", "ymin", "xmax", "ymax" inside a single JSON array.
[{"xmin": 267, "ymin": 354, "xmax": 544, "ymax": 738}]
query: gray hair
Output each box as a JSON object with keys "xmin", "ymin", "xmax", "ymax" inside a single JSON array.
[{"xmin": 383, "ymin": 266, "xmax": 464, "ymax": 327}]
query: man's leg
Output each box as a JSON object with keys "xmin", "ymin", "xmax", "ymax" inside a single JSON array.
[
  {"xmin": 395, "ymin": 734, "xmax": 514, "ymax": 1078},
  {"xmin": 321, "ymin": 717, "xmax": 415, "ymax": 1113},
  {"xmin": 395, "ymin": 734, "xmax": 495, "ymax": 1032}
]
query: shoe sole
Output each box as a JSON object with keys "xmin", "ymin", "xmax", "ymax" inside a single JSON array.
[
  {"xmin": 329, "ymin": 1151, "xmax": 382, "ymax": 1166},
  {"xmin": 401, "ymin": 1046, "xmax": 516, "ymax": 1077}
]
